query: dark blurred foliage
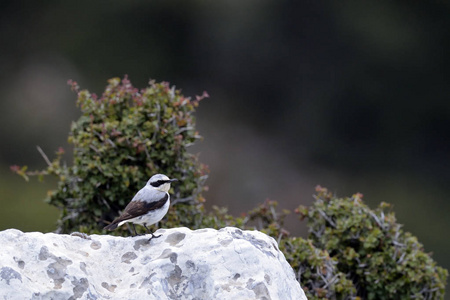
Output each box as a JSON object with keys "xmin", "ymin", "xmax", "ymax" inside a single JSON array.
[{"xmin": 0, "ymin": 0, "xmax": 449, "ymax": 293}]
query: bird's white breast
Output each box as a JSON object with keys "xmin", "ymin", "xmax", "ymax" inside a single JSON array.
[{"xmin": 133, "ymin": 198, "xmax": 170, "ymax": 226}]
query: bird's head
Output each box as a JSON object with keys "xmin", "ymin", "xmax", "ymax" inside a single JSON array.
[{"xmin": 147, "ymin": 174, "xmax": 178, "ymax": 192}]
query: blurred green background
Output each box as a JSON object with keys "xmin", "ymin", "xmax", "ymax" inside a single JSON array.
[{"xmin": 1, "ymin": 0, "xmax": 449, "ymax": 289}]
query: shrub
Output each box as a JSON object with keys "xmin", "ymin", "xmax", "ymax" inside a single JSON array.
[
  {"xmin": 296, "ymin": 186, "xmax": 448, "ymax": 299},
  {"xmin": 281, "ymin": 237, "xmax": 357, "ymax": 299},
  {"xmin": 13, "ymin": 76, "xmax": 209, "ymax": 234}
]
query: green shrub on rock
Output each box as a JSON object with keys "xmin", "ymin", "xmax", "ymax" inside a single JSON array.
[
  {"xmin": 296, "ymin": 186, "xmax": 448, "ymax": 300},
  {"xmin": 281, "ymin": 237, "xmax": 357, "ymax": 299},
  {"xmin": 13, "ymin": 76, "xmax": 209, "ymax": 234}
]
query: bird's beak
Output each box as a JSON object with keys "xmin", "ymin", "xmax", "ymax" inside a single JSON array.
[{"xmin": 168, "ymin": 178, "xmax": 178, "ymax": 183}]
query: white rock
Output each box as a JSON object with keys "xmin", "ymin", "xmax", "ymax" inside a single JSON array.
[{"xmin": 0, "ymin": 227, "xmax": 306, "ymax": 300}]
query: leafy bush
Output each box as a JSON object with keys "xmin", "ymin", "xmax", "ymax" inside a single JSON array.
[
  {"xmin": 296, "ymin": 186, "xmax": 448, "ymax": 300},
  {"xmin": 12, "ymin": 76, "xmax": 447, "ymax": 299},
  {"xmin": 281, "ymin": 237, "xmax": 356, "ymax": 299},
  {"xmin": 13, "ymin": 76, "xmax": 209, "ymax": 234}
]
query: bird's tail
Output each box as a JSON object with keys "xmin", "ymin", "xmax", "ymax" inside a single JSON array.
[{"xmin": 104, "ymin": 222, "xmax": 118, "ymax": 231}]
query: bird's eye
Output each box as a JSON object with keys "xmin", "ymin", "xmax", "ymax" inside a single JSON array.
[{"xmin": 151, "ymin": 180, "xmax": 166, "ymax": 187}]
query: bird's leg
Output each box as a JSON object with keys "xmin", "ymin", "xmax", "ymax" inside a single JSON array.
[
  {"xmin": 132, "ymin": 224, "xmax": 138, "ymax": 236},
  {"xmin": 143, "ymin": 224, "xmax": 162, "ymax": 242},
  {"xmin": 143, "ymin": 224, "xmax": 151, "ymax": 234},
  {"xmin": 131, "ymin": 224, "xmax": 147, "ymax": 236}
]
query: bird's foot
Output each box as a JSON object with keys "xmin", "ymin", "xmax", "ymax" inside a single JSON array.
[{"xmin": 148, "ymin": 233, "xmax": 162, "ymax": 243}]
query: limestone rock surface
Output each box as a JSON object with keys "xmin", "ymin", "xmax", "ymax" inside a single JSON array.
[{"xmin": 0, "ymin": 227, "xmax": 306, "ymax": 300}]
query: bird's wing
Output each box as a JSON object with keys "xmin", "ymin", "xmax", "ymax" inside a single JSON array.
[{"xmin": 111, "ymin": 190, "xmax": 169, "ymax": 224}]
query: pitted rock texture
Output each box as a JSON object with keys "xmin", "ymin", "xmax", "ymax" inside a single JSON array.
[{"xmin": 0, "ymin": 227, "xmax": 306, "ymax": 300}]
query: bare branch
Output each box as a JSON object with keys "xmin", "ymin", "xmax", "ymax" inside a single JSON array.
[
  {"xmin": 36, "ymin": 146, "xmax": 51, "ymax": 167},
  {"xmin": 171, "ymin": 197, "xmax": 194, "ymax": 205}
]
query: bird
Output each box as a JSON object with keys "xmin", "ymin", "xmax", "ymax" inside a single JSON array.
[{"xmin": 104, "ymin": 174, "xmax": 178, "ymax": 241}]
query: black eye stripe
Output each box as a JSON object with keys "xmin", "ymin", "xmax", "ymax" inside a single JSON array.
[{"xmin": 150, "ymin": 180, "xmax": 168, "ymax": 187}]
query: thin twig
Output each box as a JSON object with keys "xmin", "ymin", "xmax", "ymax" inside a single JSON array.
[
  {"xmin": 106, "ymin": 139, "xmax": 116, "ymax": 148},
  {"xmin": 36, "ymin": 146, "xmax": 52, "ymax": 167},
  {"xmin": 175, "ymin": 127, "xmax": 194, "ymax": 135},
  {"xmin": 90, "ymin": 145, "xmax": 100, "ymax": 154},
  {"xmin": 171, "ymin": 197, "xmax": 194, "ymax": 205},
  {"xmin": 318, "ymin": 209, "xmax": 336, "ymax": 228},
  {"xmin": 323, "ymin": 274, "xmax": 339, "ymax": 289},
  {"xmin": 369, "ymin": 211, "xmax": 383, "ymax": 228}
]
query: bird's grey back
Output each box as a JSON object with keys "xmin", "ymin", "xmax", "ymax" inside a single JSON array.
[{"xmin": 131, "ymin": 186, "xmax": 168, "ymax": 203}]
